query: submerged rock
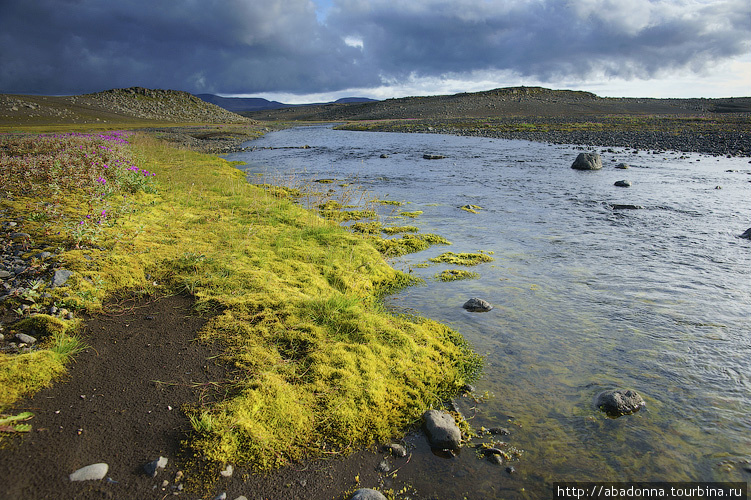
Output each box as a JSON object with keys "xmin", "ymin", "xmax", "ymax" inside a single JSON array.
[
  {"xmin": 423, "ymin": 154, "xmax": 446, "ymax": 160},
  {"xmin": 740, "ymin": 228, "xmax": 751, "ymax": 239},
  {"xmin": 611, "ymin": 204, "xmax": 644, "ymax": 210},
  {"xmin": 596, "ymin": 389, "xmax": 645, "ymax": 417},
  {"xmin": 571, "ymin": 152, "xmax": 603, "ymax": 170},
  {"xmin": 423, "ymin": 409, "xmax": 461, "ymax": 450},
  {"xmin": 614, "ymin": 180, "xmax": 632, "ymax": 187},
  {"xmin": 463, "ymin": 297, "xmax": 493, "ymax": 312},
  {"xmin": 615, "ymin": 163, "xmax": 631, "ymax": 169}
]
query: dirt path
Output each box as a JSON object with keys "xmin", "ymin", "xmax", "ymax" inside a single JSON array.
[{"xmin": 0, "ymin": 294, "xmax": 392, "ymax": 500}]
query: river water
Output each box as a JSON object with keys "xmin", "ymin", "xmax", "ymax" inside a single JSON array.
[{"xmin": 225, "ymin": 125, "xmax": 751, "ymax": 498}]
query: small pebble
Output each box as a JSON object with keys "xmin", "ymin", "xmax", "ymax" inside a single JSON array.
[
  {"xmin": 488, "ymin": 427, "xmax": 510, "ymax": 436},
  {"xmin": 386, "ymin": 443, "xmax": 407, "ymax": 457},
  {"xmin": 69, "ymin": 463, "xmax": 108, "ymax": 481},
  {"xmin": 376, "ymin": 459, "xmax": 391, "ymax": 473},
  {"xmin": 144, "ymin": 456, "xmax": 168, "ymax": 477}
]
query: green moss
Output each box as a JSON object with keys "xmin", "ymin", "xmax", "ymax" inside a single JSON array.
[
  {"xmin": 399, "ymin": 211, "xmax": 423, "ymax": 218},
  {"xmin": 350, "ymin": 221, "xmax": 383, "ymax": 234},
  {"xmin": 0, "ymin": 317, "xmax": 84, "ymax": 412},
  {"xmin": 371, "ymin": 199, "xmax": 404, "ymax": 206},
  {"xmin": 435, "ymin": 269, "xmax": 480, "ymax": 282},
  {"xmin": 382, "ymin": 226, "xmax": 419, "ymax": 235},
  {"xmin": 372, "ymin": 234, "xmax": 451, "ymax": 257},
  {"xmin": 429, "ymin": 251, "xmax": 494, "ymax": 266},
  {"xmin": 0, "ymin": 131, "xmax": 481, "ymax": 471}
]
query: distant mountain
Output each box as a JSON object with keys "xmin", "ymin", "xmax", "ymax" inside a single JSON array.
[
  {"xmin": 196, "ymin": 94, "xmax": 378, "ymax": 113},
  {"xmin": 195, "ymin": 94, "xmax": 287, "ymax": 113}
]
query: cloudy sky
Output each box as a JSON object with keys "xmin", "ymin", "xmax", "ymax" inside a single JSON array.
[{"xmin": 1, "ymin": 0, "xmax": 749, "ymax": 102}]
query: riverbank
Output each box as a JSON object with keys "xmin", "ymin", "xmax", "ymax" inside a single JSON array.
[
  {"xmin": 0, "ymin": 129, "xmax": 480, "ymax": 499},
  {"xmin": 337, "ymin": 115, "xmax": 751, "ymax": 157}
]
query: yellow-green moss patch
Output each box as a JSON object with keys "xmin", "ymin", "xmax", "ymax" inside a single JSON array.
[
  {"xmin": 459, "ymin": 204, "xmax": 483, "ymax": 214},
  {"xmin": 382, "ymin": 226, "xmax": 419, "ymax": 235},
  {"xmin": 0, "ymin": 130, "xmax": 481, "ymax": 471},
  {"xmin": 372, "ymin": 234, "xmax": 451, "ymax": 258},
  {"xmin": 435, "ymin": 269, "xmax": 480, "ymax": 282},
  {"xmin": 429, "ymin": 251, "xmax": 495, "ymax": 266},
  {"xmin": 399, "ymin": 211, "xmax": 423, "ymax": 218}
]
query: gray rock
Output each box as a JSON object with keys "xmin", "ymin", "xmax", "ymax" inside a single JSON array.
[
  {"xmin": 15, "ymin": 333, "xmax": 37, "ymax": 345},
  {"xmin": 614, "ymin": 180, "xmax": 632, "ymax": 187},
  {"xmin": 219, "ymin": 464, "xmax": 233, "ymax": 477},
  {"xmin": 351, "ymin": 488, "xmax": 387, "ymax": 500},
  {"xmin": 0, "ymin": 270, "xmax": 11, "ymax": 279},
  {"xmin": 596, "ymin": 389, "xmax": 646, "ymax": 416},
  {"xmin": 380, "ymin": 154, "xmax": 390, "ymax": 158},
  {"xmin": 487, "ymin": 454, "xmax": 504, "ymax": 465},
  {"xmin": 463, "ymin": 297, "xmax": 493, "ymax": 312},
  {"xmin": 423, "ymin": 409, "xmax": 461, "ymax": 450},
  {"xmin": 52, "ymin": 269, "xmax": 73, "ymax": 287},
  {"xmin": 740, "ymin": 228, "xmax": 751, "ymax": 240},
  {"xmin": 69, "ymin": 463, "xmax": 108, "ymax": 481},
  {"xmin": 213, "ymin": 493, "xmax": 227, "ymax": 500},
  {"xmin": 423, "ymin": 154, "xmax": 446, "ymax": 160},
  {"xmin": 34, "ymin": 251, "xmax": 52, "ymax": 260},
  {"xmin": 143, "ymin": 456, "xmax": 168, "ymax": 477},
  {"xmin": 571, "ymin": 152, "xmax": 603, "ymax": 170},
  {"xmin": 615, "ymin": 163, "xmax": 631, "ymax": 169}
]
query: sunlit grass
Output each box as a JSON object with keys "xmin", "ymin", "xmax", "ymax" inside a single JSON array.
[{"xmin": 0, "ymin": 130, "xmax": 481, "ymax": 471}]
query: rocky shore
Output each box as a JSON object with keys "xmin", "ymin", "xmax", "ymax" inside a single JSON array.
[{"xmin": 340, "ymin": 116, "xmax": 751, "ymax": 157}]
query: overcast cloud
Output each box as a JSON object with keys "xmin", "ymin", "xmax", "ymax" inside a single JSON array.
[{"xmin": 1, "ymin": 0, "xmax": 749, "ymax": 98}]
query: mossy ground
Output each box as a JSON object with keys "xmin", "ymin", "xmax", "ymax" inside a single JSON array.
[{"xmin": 0, "ymin": 130, "xmax": 481, "ymax": 471}]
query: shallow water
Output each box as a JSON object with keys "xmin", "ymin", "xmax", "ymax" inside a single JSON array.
[{"xmin": 225, "ymin": 126, "xmax": 751, "ymax": 498}]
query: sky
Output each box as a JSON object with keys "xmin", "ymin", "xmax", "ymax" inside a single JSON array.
[{"xmin": 1, "ymin": 0, "xmax": 749, "ymax": 102}]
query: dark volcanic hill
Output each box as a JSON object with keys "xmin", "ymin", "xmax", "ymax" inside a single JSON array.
[
  {"xmin": 245, "ymin": 86, "xmax": 751, "ymax": 121},
  {"xmin": 0, "ymin": 87, "xmax": 251, "ymax": 127}
]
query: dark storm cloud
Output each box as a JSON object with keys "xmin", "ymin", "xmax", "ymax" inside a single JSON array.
[
  {"xmin": 0, "ymin": 0, "xmax": 376, "ymax": 94},
  {"xmin": 327, "ymin": 0, "xmax": 751, "ymax": 83},
  {"xmin": 0, "ymin": 0, "xmax": 749, "ymax": 95}
]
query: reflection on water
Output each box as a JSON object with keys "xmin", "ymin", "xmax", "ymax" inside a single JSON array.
[{"xmin": 225, "ymin": 126, "xmax": 751, "ymax": 498}]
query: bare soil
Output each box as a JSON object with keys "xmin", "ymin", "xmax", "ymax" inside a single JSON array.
[{"xmin": 0, "ymin": 294, "xmax": 387, "ymax": 500}]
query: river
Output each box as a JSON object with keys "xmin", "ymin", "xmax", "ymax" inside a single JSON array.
[{"xmin": 224, "ymin": 125, "xmax": 751, "ymax": 498}]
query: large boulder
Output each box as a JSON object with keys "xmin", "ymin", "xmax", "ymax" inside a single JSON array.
[
  {"xmin": 596, "ymin": 389, "xmax": 645, "ymax": 417},
  {"xmin": 571, "ymin": 152, "xmax": 603, "ymax": 170},
  {"xmin": 423, "ymin": 409, "xmax": 461, "ymax": 450}
]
